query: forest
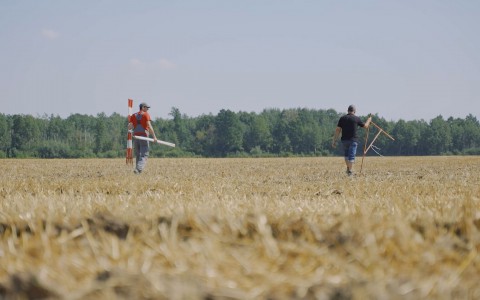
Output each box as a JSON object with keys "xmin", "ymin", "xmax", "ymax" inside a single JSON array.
[{"xmin": 0, "ymin": 107, "xmax": 479, "ymax": 158}]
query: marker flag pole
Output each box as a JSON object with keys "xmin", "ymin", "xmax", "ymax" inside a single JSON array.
[
  {"xmin": 360, "ymin": 118, "xmax": 395, "ymax": 174},
  {"xmin": 360, "ymin": 118, "xmax": 370, "ymax": 174},
  {"xmin": 126, "ymin": 99, "xmax": 134, "ymax": 165}
]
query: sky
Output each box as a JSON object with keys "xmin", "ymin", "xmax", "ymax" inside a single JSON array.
[{"xmin": 1, "ymin": 0, "xmax": 479, "ymax": 121}]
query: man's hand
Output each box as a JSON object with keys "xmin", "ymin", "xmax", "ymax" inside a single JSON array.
[
  {"xmin": 365, "ymin": 116, "xmax": 372, "ymax": 128},
  {"xmin": 333, "ymin": 127, "xmax": 341, "ymax": 148}
]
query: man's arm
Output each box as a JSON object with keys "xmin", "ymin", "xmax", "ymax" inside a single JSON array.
[
  {"xmin": 147, "ymin": 120, "xmax": 158, "ymax": 142},
  {"xmin": 332, "ymin": 127, "xmax": 341, "ymax": 148},
  {"xmin": 127, "ymin": 114, "xmax": 134, "ymax": 131}
]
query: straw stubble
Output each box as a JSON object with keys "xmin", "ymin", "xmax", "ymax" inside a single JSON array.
[{"xmin": 0, "ymin": 157, "xmax": 479, "ymax": 299}]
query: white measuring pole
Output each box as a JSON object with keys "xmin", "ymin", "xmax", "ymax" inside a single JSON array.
[{"xmin": 133, "ymin": 135, "xmax": 176, "ymax": 148}]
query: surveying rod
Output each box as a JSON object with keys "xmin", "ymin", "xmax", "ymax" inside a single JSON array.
[{"xmin": 133, "ymin": 135, "xmax": 176, "ymax": 147}]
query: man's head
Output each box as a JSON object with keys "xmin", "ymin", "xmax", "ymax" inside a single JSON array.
[
  {"xmin": 348, "ymin": 105, "xmax": 356, "ymax": 114},
  {"xmin": 139, "ymin": 102, "xmax": 151, "ymax": 110}
]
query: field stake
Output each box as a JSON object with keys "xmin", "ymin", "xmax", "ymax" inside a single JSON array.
[{"xmin": 360, "ymin": 120, "xmax": 395, "ymax": 173}]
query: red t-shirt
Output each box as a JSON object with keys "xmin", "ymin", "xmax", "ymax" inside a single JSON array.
[{"xmin": 130, "ymin": 111, "xmax": 152, "ymax": 136}]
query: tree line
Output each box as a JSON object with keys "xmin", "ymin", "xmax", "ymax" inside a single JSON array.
[{"xmin": 0, "ymin": 107, "xmax": 479, "ymax": 158}]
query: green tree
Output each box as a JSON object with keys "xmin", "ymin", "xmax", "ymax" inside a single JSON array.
[
  {"xmin": 271, "ymin": 111, "xmax": 292, "ymax": 154},
  {"xmin": 0, "ymin": 114, "xmax": 12, "ymax": 157},
  {"xmin": 214, "ymin": 109, "xmax": 244, "ymax": 156},
  {"xmin": 169, "ymin": 107, "xmax": 192, "ymax": 150},
  {"xmin": 464, "ymin": 114, "xmax": 480, "ymax": 150},
  {"xmin": 191, "ymin": 114, "xmax": 215, "ymax": 156},
  {"xmin": 296, "ymin": 109, "xmax": 322, "ymax": 154},
  {"xmin": 11, "ymin": 115, "xmax": 41, "ymax": 156},
  {"xmin": 425, "ymin": 116, "xmax": 452, "ymax": 155},
  {"xmin": 65, "ymin": 114, "xmax": 96, "ymax": 155},
  {"xmin": 106, "ymin": 113, "xmax": 128, "ymax": 156},
  {"xmin": 94, "ymin": 113, "xmax": 108, "ymax": 154},
  {"xmin": 46, "ymin": 115, "xmax": 65, "ymax": 141},
  {"xmin": 246, "ymin": 114, "xmax": 273, "ymax": 153},
  {"xmin": 2, "ymin": 108, "xmax": 479, "ymax": 158}
]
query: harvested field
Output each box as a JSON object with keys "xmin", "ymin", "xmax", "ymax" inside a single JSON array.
[{"xmin": 1, "ymin": 156, "xmax": 479, "ymax": 299}]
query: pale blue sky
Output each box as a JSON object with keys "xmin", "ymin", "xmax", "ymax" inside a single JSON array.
[{"xmin": 1, "ymin": 0, "xmax": 479, "ymax": 121}]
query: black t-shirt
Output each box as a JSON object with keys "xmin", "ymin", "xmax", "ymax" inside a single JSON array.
[{"xmin": 337, "ymin": 114, "xmax": 365, "ymax": 141}]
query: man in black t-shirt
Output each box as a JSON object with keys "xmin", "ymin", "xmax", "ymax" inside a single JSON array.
[{"xmin": 332, "ymin": 105, "xmax": 371, "ymax": 175}]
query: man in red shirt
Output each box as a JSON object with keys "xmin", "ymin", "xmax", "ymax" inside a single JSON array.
[{"xmin": 128, "ymin": 102, "xmax": 158, "ymax": 174}]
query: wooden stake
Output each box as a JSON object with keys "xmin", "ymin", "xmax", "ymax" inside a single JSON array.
[{"xmin": 360, "ymin": 120, "xmax": 395, "ymax": 173}]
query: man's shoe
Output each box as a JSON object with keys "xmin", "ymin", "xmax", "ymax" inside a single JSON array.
[{"xmin": 133, "ymin": 169, "xmax": 141, "ymax": 174}]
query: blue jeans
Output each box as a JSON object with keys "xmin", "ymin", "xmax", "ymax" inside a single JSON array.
[
  {"xmin": 342, "ymin": 140, "xmax": 358, "ymax": 163},
  {"xmin": 134, "ymin": 138, "xmax": 149, "ymax": 171}
]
